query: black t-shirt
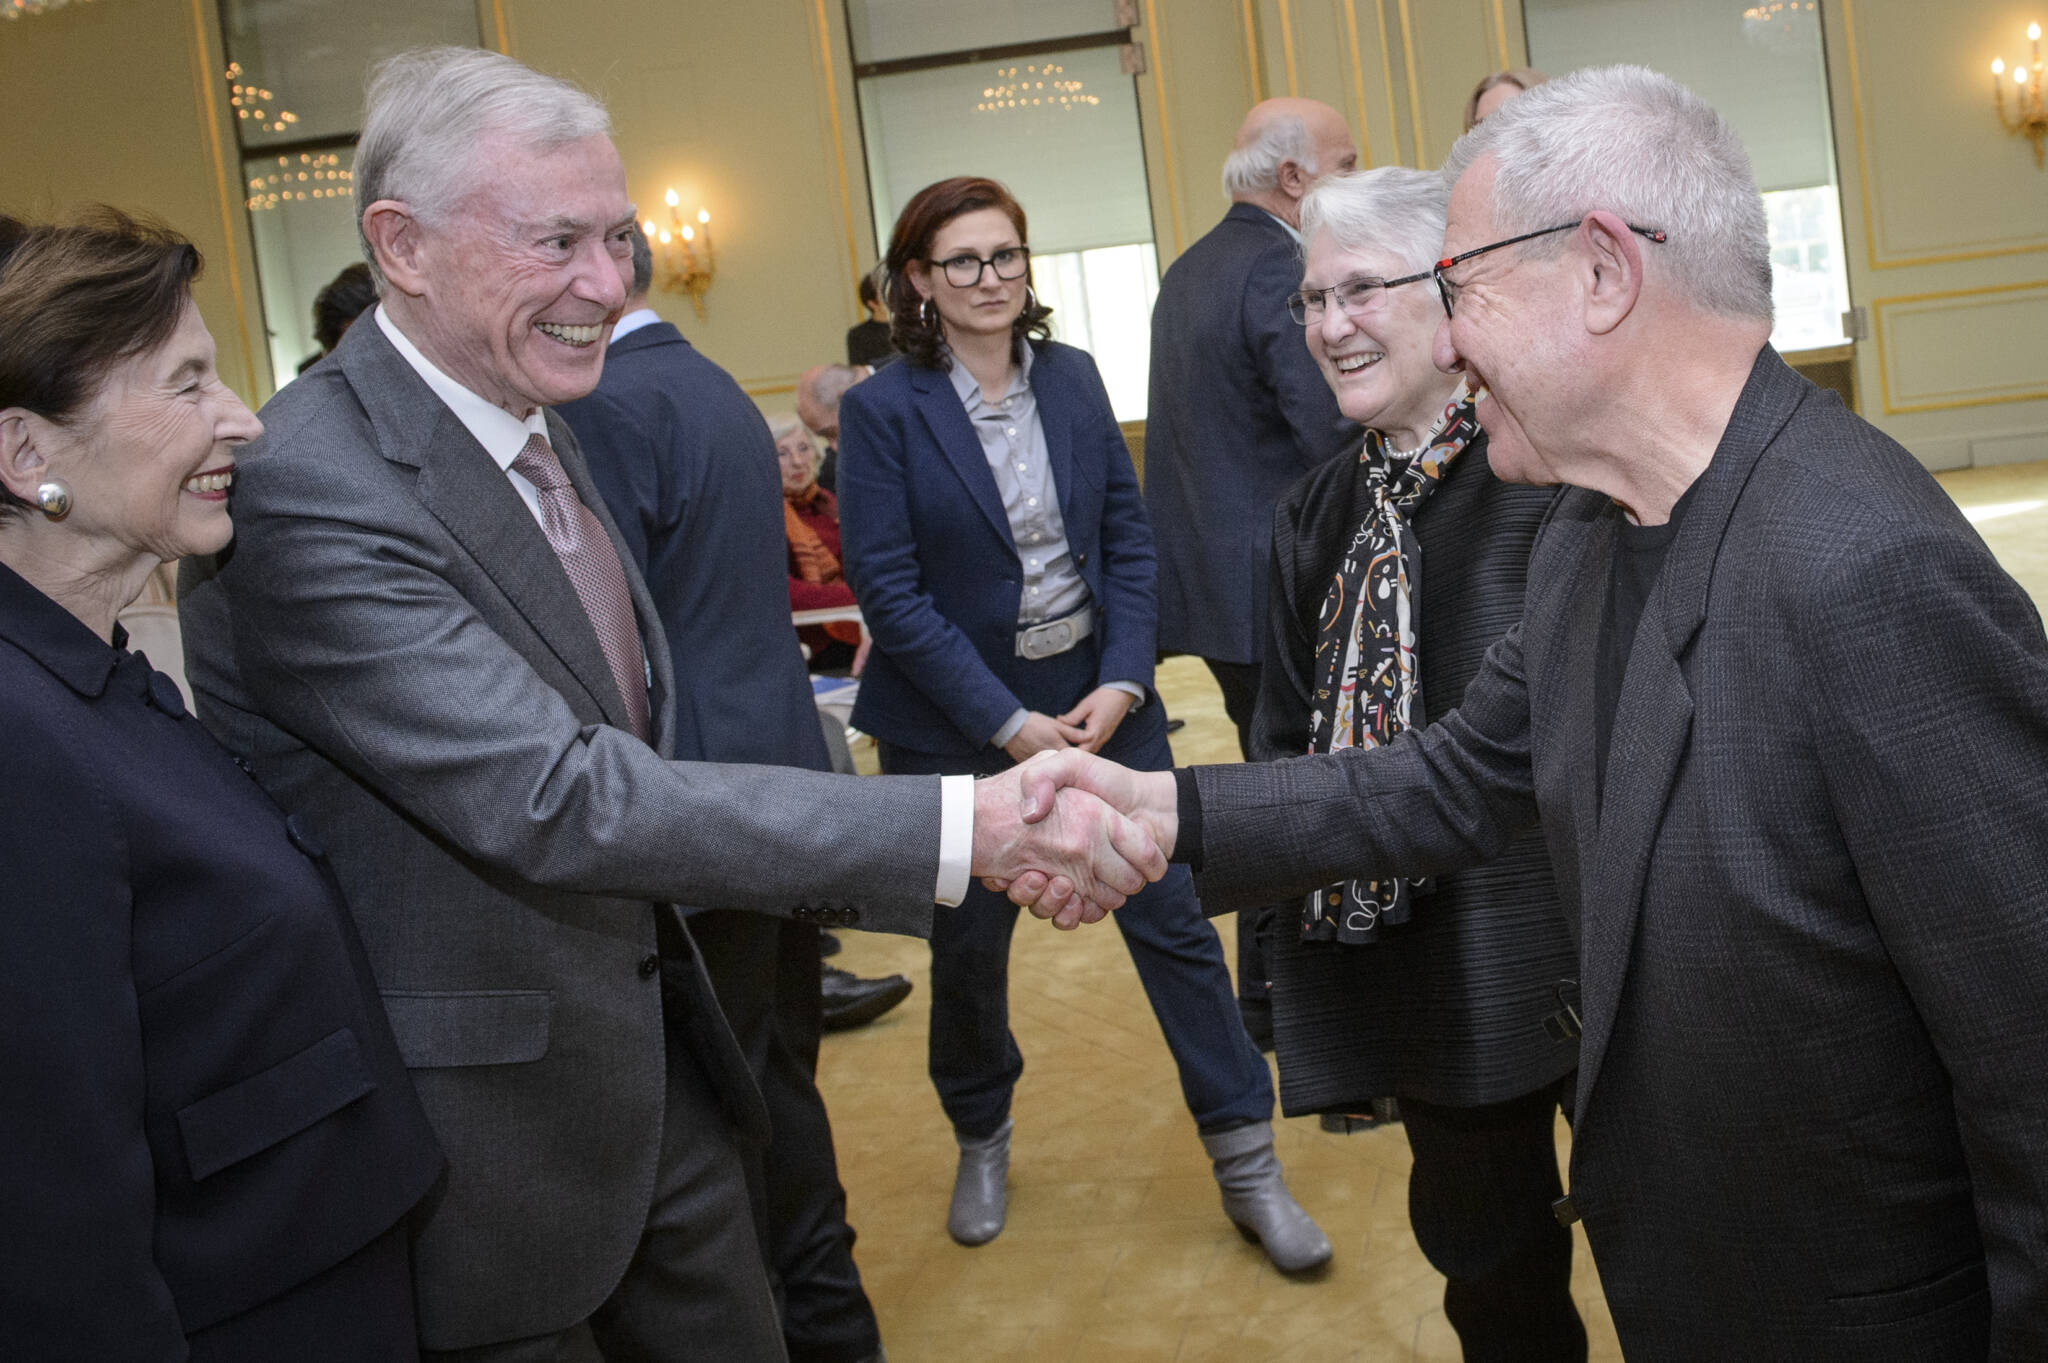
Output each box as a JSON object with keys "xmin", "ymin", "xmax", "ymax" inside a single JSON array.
[{"xmin": 1594, "ymin": 479, "xmax": 1701, "ymax": 797}]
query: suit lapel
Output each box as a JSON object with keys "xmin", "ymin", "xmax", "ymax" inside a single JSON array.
[
  {"xmin": 1036, "ymin": 352, "xmax": 1081, "ymax": 527},
  {"xmin": 337, "ymin": 323, "xmax": 640, "ymax": 736},
  {"xmin": 1553, "ymin": 509, "xmax": 1614, "ymax": 939},
  {"xmin": 909, "ymin": 362, "xmax": 1015, "ymax": 553},
  {"xmin": 1569, "ymin": 345, "xmax": 1807, "ymax": 1121}
]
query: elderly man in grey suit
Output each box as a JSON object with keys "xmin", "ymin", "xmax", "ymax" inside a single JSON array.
[
  {"xmin": 178, "ymin": 46, "xmax": 1160, "ymax": 1363},
  {"xmin": 1143, "ymin": 98, "xmax": 1360, "ymax": 1042},
  {"xmin": 1014, "ymin": 65, "xmax": 2048, "ymax": 1360}
]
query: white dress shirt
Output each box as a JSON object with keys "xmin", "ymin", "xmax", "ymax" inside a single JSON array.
[{"xmin": 374, "ymin": 304, "xmax": 973, "ymax": 905}]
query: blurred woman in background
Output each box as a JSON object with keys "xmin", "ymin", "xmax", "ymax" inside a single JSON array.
[{"xmin": 772, "ymin": 411, "xmax": 863, "ymax": 671}]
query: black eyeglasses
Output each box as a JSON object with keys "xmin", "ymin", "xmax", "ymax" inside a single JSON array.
[
  {"xmin": 931, "ymin": 246, "xmax": 1031, "ymax": 288},
  {"xmin": 1432, "ymin": 221, "xmax": 1667, "ymax": 319},
  {"xmin": 1286, "ymin": 270, "xmax": 1434, "ymax": 325}
]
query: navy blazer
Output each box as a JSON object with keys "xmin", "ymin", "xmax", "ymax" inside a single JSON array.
[
  {"xmin": 0, "ymin": 562, "xmax": 440, "ymax": 1357},
  {"xmin": 837, "ymin": 340, "xmax": 1156, "ymax": 757},
  {"xmin": 1145, "ymin": 203, "xmax": 1358, "ymax": 664},
  {"xmin": 554, "ymin": 320, "xmax": 829, "ymax": 776}
]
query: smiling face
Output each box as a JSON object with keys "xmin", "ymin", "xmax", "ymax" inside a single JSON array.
[
  {"xmin": 1433, "ymin": 157, "xmax": 1576, "ymax": 486},
  {"xmin": 910, "ymin": 206, "xmax": 1027, "ymax": 348},
  {"xmin": 39, "ymin": 299, "xmax": 262, "ymax": 566},
  {"xmin": 406, "ymin": 131, "xmax": 637, "ymax": 415},
  {"xmin": 1301, "ymin": 231, "xmax": 1457, "ymax": 446}
]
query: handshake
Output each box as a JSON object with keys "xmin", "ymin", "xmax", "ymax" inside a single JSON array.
[{"xmin": 966, "ymin": 750, "xmax": 1184, "ymax": 930}]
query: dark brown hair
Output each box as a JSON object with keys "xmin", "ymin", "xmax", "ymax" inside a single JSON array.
[
  {"xmin": 0, "ymin": 209, "xmax": 202, "ymax": 517},
  {"xmin": 311, "ymin": 261, "xmax": 377, "ymax": 353},
  {"xmin": 883, "ymin": 176, "xmax": 1051, "ymax": 370}
]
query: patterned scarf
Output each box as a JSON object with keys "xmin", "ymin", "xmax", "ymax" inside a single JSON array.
[
  {"xmin": 785, "ymin": 489, "xmax": 862, "ymax": 646},
  {"xmin": 1301, "ymin": 385, "xmax": 1479, "ymax": 944}
]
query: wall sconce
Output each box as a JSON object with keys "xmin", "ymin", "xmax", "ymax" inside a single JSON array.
[
  {"xmin": 1990, "ymin": 23, "xmax": 2046, "ymax": 169},
  {"xmin": 642, "ymin": 189, "xmax": 716, "ymax": 320}
]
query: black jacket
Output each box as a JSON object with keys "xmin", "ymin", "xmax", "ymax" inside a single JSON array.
[
  {"xmin": 1253, "ymin": 432, "xmax": 1578, "ymax": 1110},
  {"xmin": 0, "ymin": 561, "xmax": 441, "ymax": 1358}
]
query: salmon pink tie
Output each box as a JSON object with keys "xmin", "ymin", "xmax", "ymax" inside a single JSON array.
[{"xmin": 510, "ymin": 432, "xmax": 652, "ymax": 741}]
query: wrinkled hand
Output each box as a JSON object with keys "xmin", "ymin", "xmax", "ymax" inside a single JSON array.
[
  {"xmin": 1002, "ymin": 710, "xmax": 1083, "ymax": 763},
  {"xmin": 970, "ymin": 766, "xmax": 1167, "ymax": 929},
  {"xmin": 985, "ymin": 750, "xmax": 1180, "ymax": 915},
  {"xmin": 1057, "ymin": 686, "xmax": 1136, "ymax": 755}
]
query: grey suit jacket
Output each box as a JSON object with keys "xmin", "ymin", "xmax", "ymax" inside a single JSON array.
[
  {"xmin": 1189, "ymin": 349, "xmax": 2048, "ymax": 1359},
  {"xmin": 178, "ymin": 317, "xmax": 941, "ymax": 1350}
]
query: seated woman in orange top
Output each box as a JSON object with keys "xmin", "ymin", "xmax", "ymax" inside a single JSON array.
[{"xmin": 772, "ymin": 413, "xmax": 863, "ymax": 671}]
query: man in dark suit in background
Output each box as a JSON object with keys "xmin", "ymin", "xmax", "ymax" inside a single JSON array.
[
  {"xmin": 1020, "ymin": 64, "xmax": 2048, "ymax": 1359},
  {"xmin": 179, "ymin": 46, "xmax": 1163, "ymax": 1363},
  {"xmin": 554, "ymin": 231, "xmax": 891, "ymax": 1363},
  {"xmin": 1143, "ymin": 97, "xmax": 1360, "ymax": 1044},
  {"xmin": 797, "ymin": 362, "xmax": 872, "ymax": 495}
]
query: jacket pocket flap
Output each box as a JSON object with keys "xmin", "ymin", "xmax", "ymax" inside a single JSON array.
[
  {"xmin": 1829, "ymin": 1258, "xmax": 1988, "ymax": 1329},
  {"xmin": 176, "ymin": 1027, "xmax": 375, "ymax": 1182},
  {"xmin": 379, "ymin": 989, "xmax": 553, "ymax": 1069}
]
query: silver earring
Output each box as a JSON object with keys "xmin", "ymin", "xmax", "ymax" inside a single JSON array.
[
  {"xmin": 33, "ymin": 480, "xmax": 70, "ymax": 520},
  {"xmin": 920, "ymin": 298, "xmax": 938, "ymax": 329}
]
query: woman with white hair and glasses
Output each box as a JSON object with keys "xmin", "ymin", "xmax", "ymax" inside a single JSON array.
[{"xmin": 1253, "ymin": 166, "xmax": 1587, "ymax": 1359}]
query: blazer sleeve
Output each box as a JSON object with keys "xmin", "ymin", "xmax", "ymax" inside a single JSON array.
[
  {"xmin": 205, "ymin": 447, "xmax": 940, "ymax": 934},
  {"xmin": 0, "ymin": 716, "xmax": 182, "ymax": 1359},
  {"xmin": 1798, "ymin": 525, "xmax": 2048, "ymax": 1353},
  {"xmin": 1245, "ymin": 237, "xmax": 1354, "ymax": 471},
  {"xmin": 1071, "ymin": 351, "xmax": 1157, "ymax": 692},
  {"xmin": 836, "ymin": 380, "xmax": 1027, "ymax": 745},
  {"xmin": 1191, "ymin": 622, "xmax": 1541, "ymax": 912}
]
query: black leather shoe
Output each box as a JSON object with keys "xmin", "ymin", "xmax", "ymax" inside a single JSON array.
[{"xmin": 820, "ymin": 965, "xmax": 913, "ymax": 1031}]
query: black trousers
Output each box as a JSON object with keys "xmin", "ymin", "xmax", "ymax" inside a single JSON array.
[
  {"xmin": 1201, "ymin": 657, "xmax": 1273, "ymax": 1010},
  {"xmin": 1398, "ymin": 1076, "xmax": 1586, "ymax": 1363},
  {"xmin": 690, "ymin": 911, "xmax": 880, "ymax": 1363}
]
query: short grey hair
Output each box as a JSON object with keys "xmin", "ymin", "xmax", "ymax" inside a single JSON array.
[
  {"xmin": 356, "ymin": 47, "xmax": 612, "ymax": 285},
  {"xmin": 1222, "ymin": 115, "xmax": 1317, "ymax": 198},
  {"xmin": 1299, "ymin": 167, "xmax": 1447, "ymax": 278},
  {"xmin": 767, "ymin": 412, "xmax": 816, "ymax": 457},
  {"xmin": 1442, "ymin": 64, "xmax": 1772, "ymax": 322},
  {"xmin": 628, "ymin": 227, "xmax": 654, "ymax": 299}
]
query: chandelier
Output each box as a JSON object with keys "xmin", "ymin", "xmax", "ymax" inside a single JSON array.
[
  {"xmin": 3, "ymin": 0, "xmax": 93, "ymax": 17},
  {"xmin": 977, "ymin": 63, "xmax": 1100, "ymax": 115},
  {"xmin": 247, "ymin": 152, "xmax": 353, "ymax": 213}
]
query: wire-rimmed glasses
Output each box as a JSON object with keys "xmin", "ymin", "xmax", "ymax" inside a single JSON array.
[
  {"xmin": 1432, "ymin": 221, "xmax": 1667, "ymax": 319},
  {"xmin": 1286, "ymin": 270, "xmax": 1436, "ymax": 326}
]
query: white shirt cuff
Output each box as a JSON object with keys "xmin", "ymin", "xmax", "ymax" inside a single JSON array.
[
  {"xmin": 1105, "ymin": 680, "xmax": 1146, "ymax": 708},
  {"xmin": 935, "ymin": 773, "xmax": 975, "ymax": 906},
  {"xmin": 989, "ymin": 707, "xmax": 1029, "ymax": 750}
]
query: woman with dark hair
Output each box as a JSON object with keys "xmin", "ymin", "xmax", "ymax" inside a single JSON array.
[
  {"xmin": 0, "ymin": 210, "xmax": 441, "ymax": 1360},
  {"xmin": 836, "ymin": 176, "xmax": 1328, "ymax": 1271}
]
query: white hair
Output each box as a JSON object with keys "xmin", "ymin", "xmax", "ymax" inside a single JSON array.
[
  {"xmin": 1299, "ymin": 167, "xmax": 1447, "ymax": 278},
  {"xmin": 766, "ymin": 412, "xmax": 813, "ymax": 449},
  {"xmin": 1221, "ymin": 114, "xmax": 1317, "ymax": 198},
  {"xmin": 1441, "ymin": 64, "xmax": 1772, "ymax": 322},
  {"xmin": 355, "ymin": 47, "xmax": 612, "ymax": 285}
]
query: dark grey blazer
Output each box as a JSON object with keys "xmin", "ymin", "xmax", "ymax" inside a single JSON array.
[
  {"xmin": 1144, "ymin": 202, "xmax": 1357, "ymax": 664},
  {"xmin": 1191, "ymin": 349, "xmax": 2048, "ymax": 1359},
  {"xmin": 178, "ymin": 317, "xmax": 942, "ymax": 1351},
  {"xmin": 1253, "ymin": 431, "xmax": 1578, "ymax": 1112}
]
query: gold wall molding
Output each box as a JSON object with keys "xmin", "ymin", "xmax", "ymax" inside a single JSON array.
[
  {"xmin": 1240, "ymin": 0, "xmax": 1266, "ymax": 102},
  {"xmin": 743, "ymin": 376, "xmax": 800, "ymax": 399},
  {"xmin": 1141, "ymin": 0, "xmax": 1187, "ymax": 257},
  {"xmin": 1871, "ymin": 279, "xmax": 2048, "ymax": 413},
  {"xmin": 1490, "ymin": 0, "xmax": 1511, "ymax": 73},
  {"xmin": 185, "ymin": 0, "xmax": 260, "ymax": 395},
  {"xmin": 1277, "ymin": 0, "xmax": 1299, "ymax": 96},
  {"xmin": 1339, "ymin": 0, "xmax": 1374, "ymax": 168},
  {"xmin": 485, "ymin": 0, "xmax": 510, "ymax": 52},
  {"xmin": 806, "ymin": 0, "xmax": 865, "ymax": 314},
  {"xmin": 1372, "ymin": 0, "xmax": 1404, "ymax": 165},
  {"xmin": 1394, "ymin": 0, "xmax": 1426, "ymax": 168},
  {"xmin": 1841, "ymin": 0, "xmax": 2048, "ymax": 270}
]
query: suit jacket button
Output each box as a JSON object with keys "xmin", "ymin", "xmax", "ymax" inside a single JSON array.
[
  {"xmin": 638, "ymin": 954, "xmax": 660, "ymax": 979},
  {"xmin": 1551, "ymin": 1194, "xmax": 1579, "ymax": 1227},
  {"xmin": 284, "ymin": 814, "xmax": 325, "ymax": 858},
  {"xmin": 839, "ymin": 909, "xmax": 859, "ymax": 927},
  {"xmin": 1076, "ymin": 552, "xmax": 1088, "ymax": 567}
]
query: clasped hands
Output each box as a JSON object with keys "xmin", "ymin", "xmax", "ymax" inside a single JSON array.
[{"xmin": 967, "ymin": 749, "xmax": 1181, "ymax": 930}]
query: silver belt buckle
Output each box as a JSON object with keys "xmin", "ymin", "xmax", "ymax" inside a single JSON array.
[{"xmin": 1019, "ymin": 617, "xmax": 1074, "ymax": 660}]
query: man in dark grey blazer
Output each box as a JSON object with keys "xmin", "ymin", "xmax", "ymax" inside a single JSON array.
[
  {"xmin": 1010, "ymin": 65, "xmax": 2048, "ymax": 1360},
  {"xmin": 1144, "ymin": 97, "xmax": 1360, "ymax": 1039},
  {"xmin": 178, "ymin": 47, "xmax": 1161, "ymax": 1363}
]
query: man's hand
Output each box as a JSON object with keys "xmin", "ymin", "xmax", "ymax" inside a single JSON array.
[
  {"xmin": 987, "ymin": 750, "xmax": 1180, "ymax": 913},
  {"xmin": 970, "ymin": 767, "xmax": 1167, "ymax": 929},
  {"xmin": 1057, "ymin": 686, "xmax": 1136, "ymax": 754},
  {"xmin": 1002, "ymin": 710, "xmax": 1084, "ymax": 763}
]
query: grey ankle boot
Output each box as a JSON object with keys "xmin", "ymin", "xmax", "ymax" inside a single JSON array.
[
  {"xmin": 948, "ymin": 1118, "xmax": 1011, "ymax": 1246},
  {"xmin": 1202, "ymin": 1121, "xmax": 1332, "ymax": 1273}
]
